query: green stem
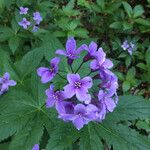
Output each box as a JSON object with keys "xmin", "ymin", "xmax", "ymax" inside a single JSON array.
[
  {"xmin": 75, "ymin": 61, "xmax": 84, "ymax": 73},
  {"xmin": 57, "ymin": 73, "xmax": 67, "ymax": 80}
]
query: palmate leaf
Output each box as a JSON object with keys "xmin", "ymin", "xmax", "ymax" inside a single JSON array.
[
  {"xmin": 107, "ymin": 95, "xmax": 150, "ymax": 122},
  {"xmin": 46, "ymin": 122, "xmax": 79, "ymax": 150},
  {"xmin": 0, "ymin": 73, "xmax": 54, "ymax": 149},
  {"xmin": 93, "ymin": 121, "xmax": 150, "ymax": 150}
]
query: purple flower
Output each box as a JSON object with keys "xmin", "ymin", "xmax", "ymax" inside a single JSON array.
[
  {"xmin": 46, "ymin": 85, "xmax": 65, "ymax": 113},
  {"xmin": 18, "ymin": 18, "xmax": 31, "ymax": 29},
  {"xmin": 56, "ymin": 37, "xmax": 87, "ymax": 64},
  {"xmin": 121, "ymin": 40, "xmax": 129, "ymax": 50},
  {"xmin": 121, "ymin": 40, "xmax": 135, "ymax": 55},
  {"xmin": 33, "ymin": 12, "xmax": 43, "ymax": 25},
  {"xmin": 90, "ymin": 48, "xmax": 113, "ymax": 70},
  {"xmin": 19, "ymin": 7, "xmax": 28, "ymax": 14},
  {"xmin": 64, "ymin": 73, "xmax": 93, "ymax": 104},
  {"xmin": 37, "ymin": 57, "xmax": 60, "ymax": 83},
  {"xmin": 32, "ymin": 26, "xmax": 39, "ymax": 32},
  {"xmin": 98, "ymin": 90, "xmax": 116, "ymax": 112},
  {"xmin": 61, "ymin": 104, "xmax": 96, "ymax": 130},
  {"xmin": 0, "ymin": 72, "xmax": 16, "ymax": 95},
  {"xmin": 99, "ymin": 69, "xmax": 118, "ymax": 96},
  {"xmin": 32, "ymin": 144, "xmax": 39, "ymax": 150}
]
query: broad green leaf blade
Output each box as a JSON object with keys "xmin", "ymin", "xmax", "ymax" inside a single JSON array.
[
  {"xmin": 8, "ymin": 36, "xmax": 20, "ymax": 54},
  {"xmin": 107, "ymin": 95, "xmax": 150, "ymax": 122},
  {"xmin": 79, "ymin": 124, "xmax": 103, "ymax": 150},
  {"xmin": 9, "ymin": 113, "xmax": 44, "ymax": 150},
  {"xmin": 0, "ymin": 90, "xmax": 38, "ymax": 141},
  {"xmin": 40, "ymin": 33, "xmax": 64, "ymax": 61},
  {"xmin": 20, "ymin": 48, "xmax": 44, "ymax": 78},
  {"xmin": 122, "ymin": 1, "xmax": 133, "ymax": 18},
  {"xmin": 94, "ymin": 122, "xmax": 150, "ymax": 150},
  {"xmin": 133, "ymin": 5, "xmax": 144, "ymax": 18},
  {"xmin": 46, "ymin": 123, "xmax": 79, "ymax": 150}
]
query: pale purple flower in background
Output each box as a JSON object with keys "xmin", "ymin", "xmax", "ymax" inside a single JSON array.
[
  {"xmin": 121, "ymin": 40, "xmax": 129, "ymax": 50},
  {"xmin": 32, "ymin": 26, "xmax": 39, "ymax": 32},
  {"xmin": 32, "ymin": 144, "xmax": 39, "ymax": 150},
  {"xmin": 90, "ymin": 48, "xmax": 113, "ymax": 70},
  {"xmin": 98, "ymin": 90, "xmax": 116, "ymax": 112},
  {"xmin": 37, "ymin": 57, "xmax": 60, "ymax": 83},
  {"xmin": 0, "ymin": 72, "xmax": 16, "ymax": 95},
  {"xmin": 18, "ymin": 18, "xmax": 31, "ymax": 29},
  {"xmin": 121, "ymin": 40, "xmax": 135, "ymax": 55},
  {"xmin": 64, "ymin": 73, "xmax": 92, "ymax": 104},
  {"xmin": 56, "ymin": 37, "xmax": 87, "ymax": 64},
  {"xmin": 46, "ymin": 85, "xmax": 65, "ymax": 113},
  {"xmin": 33, "ymin": 12, "xmax": 43, "ymax": 25},
  {"xmin": 19, "ymin": 7, "xmax": 28, "ymax": 14}
]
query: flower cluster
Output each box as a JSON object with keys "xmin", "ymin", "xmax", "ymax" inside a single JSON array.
[
  {"xmin": 121, "ymin": 40, "xmax": 135, "ymax": 55},
  {"xmin": 0, "ymin": 72, "xmax": 16, "ymax": 96},
  {"xmin": 18, "ymin": 7, "xmax": 43, "ymax": 32},
  {"xmin": 37, "ymin": 37, "xmax": 118, "ymax": 130}
]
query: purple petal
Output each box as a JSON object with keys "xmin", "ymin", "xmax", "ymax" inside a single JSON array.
[
  {"xmin": 76, "ymin": 88, "xmax": 91, "ymax": 103},
  {"xmin": 105, "ymin": 98, "xmax": 116, "ymax": 112},
  {"xmin": 74, "ymin": 104, "xmax": 86, "ymax": 114},
  {"xmin": 56, "ymin": 49, "xmax": 67, "ymax": 56},
  {"xmin": 98, "ymin": 90, "xmax": 105, "ymax": 100},
  {"xmin": 45, "ymin": 86, "xmax": 54, "ymax": 97},
  {"xmin": 55, "ymin": 101, "xmax": 65, "ymax": 114},
  {"xmin": 96, "ymin": 48, "xmax": 106, "ymax": 64},
  {"xmin": 46, "ymin": 98, "xmax": 55, "ymax": 108},
  {"xmin": 8, "ymin": 80, "xmax": 16, "ymax": 86},
  {"xmin": 90, "ymin": 59, "xmax": 98, "ymax": 70},
  {"xmin": 73, "ymin": 117, "xmax": 85, "ymax": 130},
  {"xmin": 32, "ymin": 144, "xmax": 39, "ymax": 150},
  {"xmin": 0, "ymin": 77, "xmax": 3, "ymax": 83},
  {"xmin": 37, "ymin": 67, "xmax": 49, "ymax": 76},
  {"xmin": 66, "ymin": 37, "xmax": 76, "ymax": 53},
  {"xmin": 81, "ymin": 77, "xmax": 93, "ymax": 89},
  {"xmin": 67, "ymin": 73, "xmax": 80, "ymax": 84},
  {"xmin": 86, "ymin": 104, "xmax": 98, "ymax": 113},
  {"xmin": 89, "ymin": 41, "xmax": 97, "ymax": 54},
  {"xmin": 102, "ymin": 59, "xmax": 113, "ymax": 69},
  {"xmin": 76, "ymin": 44, "xmax": 88, "ymax": 53},
  {"xmin": 50, "ymin": 57, "xmax": 60, "ymax": 67},
  {"xmin": 64, "ymin": 84, "xmax": 75, "ymax": 98},
  {"xmin": 3, "ymin": 72, "xmax": 10, "ymax": 80},
  {"xmin": 41, "ymin": 72, "xmax": 53, "ymax": 83}
]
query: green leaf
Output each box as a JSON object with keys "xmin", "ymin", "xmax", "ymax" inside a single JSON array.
[
  {"xmin": 125, "ymin": 56, "xmax": 132, "ymax": 67},
  {"xmin": 126, "ymin": 67, "xmax": 136, "ymax": 80},
  {"xmin": 136, "ymin": 63, "xmax": 147, "ymax": 70},
  {"xmin": 46, "ymin": 123, "xmax": 79, "ymax": 150},
  {"xmin": 133, "ymin": 5, "xmax": 144, "ymax": 18},
  {"xmin": 122, "ymin": 2, "xmax": 133, "ymax": 18},
  {"xmin": 9, "ymin": 113, "xmax": 44, "ymax": 150},
  {"xmin": 20, "ymin": 48, "xmax": 44, "ymax": 78},
  {"xmin": 41, "ymin": 33, "xmax": 64, "ymax": 61},
  {"xmin": 94, "ymin": 122, "xmax": 150, "ymax": 150},
  {"xmin": 96, "ymin": 0, "xmax": 105, "ymax": 10},
  {"xmin": 122, "ymin": 80, "xmax": 130, "ymax": 92},
  {"xmin": 79, "ymin": 124, "xmax": 103, "ymax": 150},
  {"xmin": 135, "ymin": 18, "xmax": 150, "ymax": 26},
  {"xmin": 109, "ymin": 21, "xmax": 122, "ymax": 29},
  {"xmin": 107, "ymin": 95, "xmax": 150, "ymax": 122},
  {"xmin": 8, "ymin": 36, "xmax": 20, "ymax": 54},
  {"xmin": 146, "ymin": 47, "xmax": 150, "ymax": 64},
  {"xmin": 0, "ymin": 27, "xmax": 13, "ymax": 42}
]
